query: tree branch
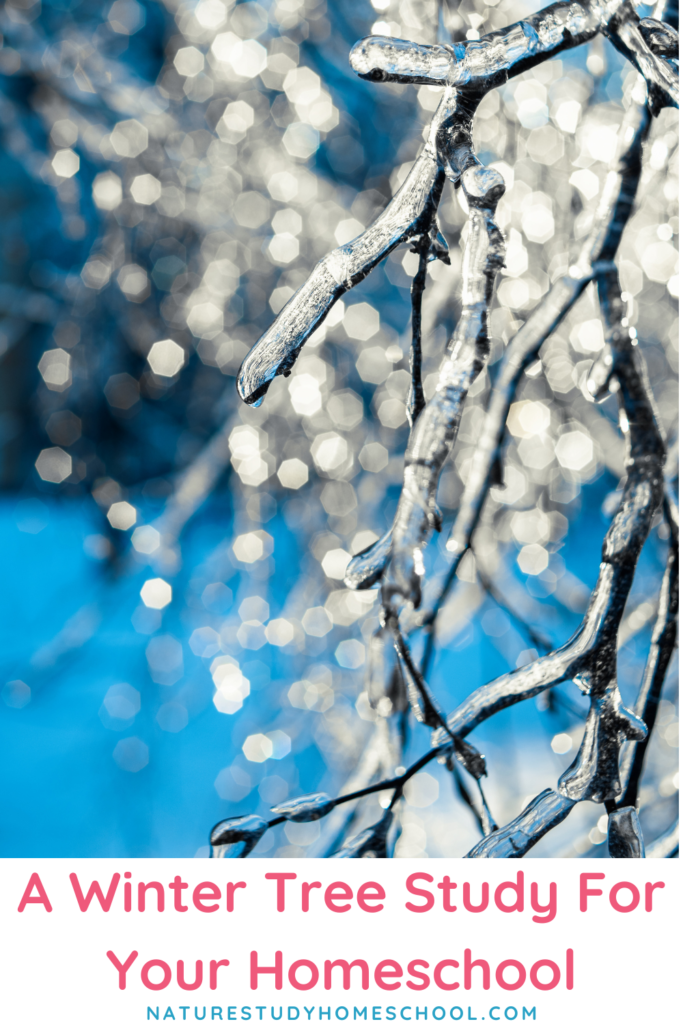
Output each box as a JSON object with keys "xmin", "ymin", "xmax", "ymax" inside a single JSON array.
[
  {"xmin": 351, "ymin": 1, "xmax": 678, "ymax": 112},
  {"xmin": 465, "ymin": 788, "xmax": 576, "ymax": 858},
  {"xmin": 617, "ymin": 515, "xmax": 679, "ymax": 809},
  {"xmin": 414, "ymin": 65, "xmax": 659, "ymax": 657}
]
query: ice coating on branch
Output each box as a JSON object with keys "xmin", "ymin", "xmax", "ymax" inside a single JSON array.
[
  {"xmin": 349, "ymin": 37, "xmax": 456, "ymax": 84},
  {"xmin": 606, "ymin": 4, "xmax": 679, "ymax": 113},
  {"xmin": 209, "ymin": 814, "xmax": 268, "ymax": 858},
  {"xmin": 441, "ymin": 68, "xmax": 655, "ymax": 593},
  {"xmin": 607, "ymin": 806, "xmax": 645, "ymax": 857},
  {"xmin": 465, "ymin": 790, "xmax": 576, "ymax": 858},
  {"xmin": 618, "ymin": 535, "xmax": 678, "ymax": 809},
  {"xmin": 427, "ymin": 226, "xmax": 450, "ymax": 264},
  {"xmin": 332, "ymin": 808, "xmax": 394, "ymax": 858},
  {"xmin": 432, "ymin": 381, "xmax": 655, "ymax": 798},
  {"xmin": 427, "ymin": 75, "xmax": 662, "ymax": 806},
  {"xmin": 237, "ymin": 1, "xmax": 677, "ymax": 409},
  {"xmin": 345, "ymin": 529, "xmax": 392, "ymax": 590},
  {"xmin": 270, "ymin": 793, "xmax": 335, "ymax": 822},
  {"xmin": 350, "ymin": 2, "xmax": 678, "ymax": 110},
  {"xmin": 638, "ymin": 17, "xmax": 679, "ymax": 56},
  {"xmin": 558, "ymin": 689, "xmax": 647, "ymax": 801},
  {"xmin": 556, "ymin": 267, "xmax": 665, "ymax": 801},
  {"xmin": 389, "ymin": 623, "xmax": 487, "ymax": 781},
  {"xmin": 586, "ymin": 346, "xmax": 615, "ymax": 402},
  {"xmin": 236, "ymin": 114, "xmax": 448, "ymax": 405},
  {"xmin": 382, "ymin": 161, "xmax": 505, "ymax": 614}
]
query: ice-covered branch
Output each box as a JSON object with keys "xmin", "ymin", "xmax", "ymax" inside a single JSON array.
[
  {"xmin": 382, "ymin": 155, "xmax": 505, "ymax": 614},
  {"xmin": 408, "ymin": 239, "xmax": 430, "ymax": 428},
  {"xmin": 391, "ymin": 619, "xmax": 487, "ymax": 778},
  {"xmin": 358, "ymin": 55, "xmax": 653, "ymax": 616},
  {"xmin": 350, "ymin": 1, "xmax": 679, "ymax": 110},
  {"xmin": 209, "ymin": 744, "xmax": 442, "ymax": 857},
  {"xmin": 607, "ymin": 806, "xmax": 645, "ymax": 857},
  {"xmin": 237, "ymin": 0, "xmax": 683, "ymax": 410},
  {"xmin": 617, "ymin": 497, "xmax": 679, "ymax": 809},
  {"xmin": 236, "ymin": 95, "xmax": 453, "ymax": 405},
  {"xmin": 350, "ymin": 4, "xmax": 606, "ymax": 87},
  {"xmin": 457, "ymin": 325, "xmax": 671, "ymax": 851},
  {"xmin": 416, "ymin": 67, "xmax": 657, "ymax": 644},
  {"xmin": 350, "ymin": 101, "xmax": 508, "ymax": 771},
  {"xmin": 605, "ymin": 5, "xmax": 679, "ymax": 113},
  {"xmin": 344, "ymin": 37, "xmax": 655, "ymax": 599},
  {"xmin": 637, "ymin": 17, "xmax": 679, "ymax": 57},
  {"xmin": 465, "ymin": 789, "xmax": 576, "ymax": 858},
  {"xmin": 432, "ymin": 328, "xmax": 664, "ymax": 803}
]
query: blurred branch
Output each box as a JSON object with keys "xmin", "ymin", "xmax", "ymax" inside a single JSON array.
[
  {"xmin": 645, "ymin": 819, "xmax": 679, "ymax": 858},
  {"xmin": 150, "ymin": 410, "xmax": 239, "ymax": 557},
  {"xmin": 476, "ymin": 565, "xmax": 554, "ymax": 654}
]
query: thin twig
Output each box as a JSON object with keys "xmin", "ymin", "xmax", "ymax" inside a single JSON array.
[
  {"xmin": 617, "ymin": 519, "xmax": 679, "ymax": 808},
  {"xmin": 408, "ymin": 238, "xmax": 430, "ymax": 428}
]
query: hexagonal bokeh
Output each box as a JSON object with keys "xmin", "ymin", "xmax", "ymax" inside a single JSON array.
[
  {"xmin": 107, "ymin": 501, "xmax": 137, "ymax": 530},
  {"xmin": 140, "ymin": 578, "xmax": 173, "ymax": 609},
  {"xmin": 186, "ymin": 302, "xmax": 223, "ymax": 339},
  {"xmin": 35, "ymin": 447, "xmax": 72, "ymax": 484},
  {"xmin": 174, "ymin": 45, "xmax": 204, "ymax": 77},
  {"xmin": 52, "ymin": 149, "xmax": 79, "ymax": 179},
  {"xmin": 118, "ymin": 264, "xmax": 149, "ymax": 301},
  {"xmin": 344, "ymin": 302, "xmax": 380, "ymax": 341},
  {"xmin": 92, "ymin": 171, "xmax": 122, "ymax": 210},
  {"xmin": 277, "ymin": 458, "xmax": 308, "ymax": 489},
  {"xmin": 110, "ymin": 118, "xmax": 148, "ymax": 158},
  {"xmin": 2, "ymin": 680, "xmax": 31, "ymax": 709},
  {"xmin": 130, "ymin": 174, "xmax": 162, "ymax": 206},
  {"xmin": 147, "ymin": 339, "xmax": 185, "ymax": 377},
  {"xmin": 38, "ymin": 349, "xmax": 71, "ymax": 391},
  {"xmin": 103, "ymin": 683, "xmax": 140, "ymax": 721},
  {"xmin": 146, "ymin": 634, "xmax": 184, "ymax": 684},
  {"xmin": 156, "ymin": 702, "xmax": 188, "ymax": 732}
]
